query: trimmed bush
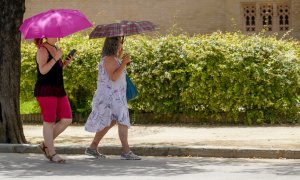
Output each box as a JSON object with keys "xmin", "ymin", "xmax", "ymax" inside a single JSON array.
[
  {"xmin": 21, "ymin": 32, "xmax": 300, "ymax": 124},
  {"xmin": 181, "ymin": 32, "xmax": 300, "ymax": 124}
]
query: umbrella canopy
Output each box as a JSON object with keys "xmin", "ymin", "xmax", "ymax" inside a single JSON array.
[
  {"xmin": 89, "ymin": 20, "xmax": 156, "ymax": 39},
  {"xmin": 19, "ymin": 9, "xmax": 92, "ymax": 39}
]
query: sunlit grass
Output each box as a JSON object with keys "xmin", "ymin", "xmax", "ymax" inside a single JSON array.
[{"xmin": 20, "ymin": 100, "xmax": 40, "ymax": 114}]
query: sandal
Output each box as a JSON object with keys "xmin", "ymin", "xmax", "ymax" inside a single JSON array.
[
  {"xmin": 49, "ymin": 153, "xmax": 66, "ymax": 164},
  {"xmin": 37, "ymin": 142, "xmax": 50, "ymax": 159}
]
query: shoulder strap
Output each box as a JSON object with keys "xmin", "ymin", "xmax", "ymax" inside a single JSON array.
[
  {"xmin": 39, "ymin": 46, "xmax": 54, "ymax": 62},
  {"xmin": 40, "ymin": 46, "xmax": 52, "ymax": 56}
]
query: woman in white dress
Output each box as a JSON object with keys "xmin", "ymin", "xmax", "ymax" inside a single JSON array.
[{"xmin": 84, "ymin": 36, "xmax": 141, "ymax": 160}]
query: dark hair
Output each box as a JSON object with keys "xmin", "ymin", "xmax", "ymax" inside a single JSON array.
[
  {"xmin": 34, "ymin": 38, "xmax": 43, "ymax": 48},
  {"xmin": 101, "ymin": 37, "xmax": 120, "ymax": 58}
]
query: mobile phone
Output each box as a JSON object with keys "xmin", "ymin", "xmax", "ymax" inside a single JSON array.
[{"xmin": 66, "ymin": 49, "xmax": 77, "ymax": 60}]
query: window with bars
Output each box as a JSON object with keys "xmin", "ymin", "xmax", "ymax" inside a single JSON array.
[
  {"xmin": 243, "ymin": 4, "xmax": 256, "ymax": 32},
  {"xmin": 260, "ymin": 4, "xmax": 273, "ymax": 31},
  {"xmin": 277, "ymin": 4, "xmax": 290, "ymax": 31},
  {"xmin": 242, "ymin": 3, "xmax": 290, "ymax": 33}
]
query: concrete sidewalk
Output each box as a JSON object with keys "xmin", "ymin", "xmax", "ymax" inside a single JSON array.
[{"xmin": 1, "ymin": 125, "xmax": 300, "ymax": 159}]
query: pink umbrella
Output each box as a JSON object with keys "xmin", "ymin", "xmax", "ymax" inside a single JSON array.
[{"xmin": 19, "ymin": 9, "xmax": 92, "ymax": 39}]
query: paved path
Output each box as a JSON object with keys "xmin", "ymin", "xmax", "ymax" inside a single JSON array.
[
  {"xmin": 1, "ymin": 125, "xmax": 300, "ymax": 159},
  {"xmin": 0, "ymin": 153, "xmax": 300, "ymax": 180}
]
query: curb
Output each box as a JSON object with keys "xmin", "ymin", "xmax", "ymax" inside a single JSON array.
[{"xmin": 1, "ymin": 144, "xmax": 300, "ymax": 159}]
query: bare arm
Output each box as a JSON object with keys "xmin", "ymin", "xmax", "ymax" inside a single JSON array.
[
  {"xmin": 36, "ymin": 47, "xmax": 62, "ymax": 75},
  {"xmin": 104, "ymin": 56, "xmax": 129, "ymax": 81}
]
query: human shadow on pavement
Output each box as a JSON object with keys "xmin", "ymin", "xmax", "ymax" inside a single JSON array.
[{"xmin": 0, "ymin": 153, "xmax": 299, "ymax": 178}]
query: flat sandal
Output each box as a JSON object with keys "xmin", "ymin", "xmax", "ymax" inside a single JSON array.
[
  {"xmin": 49, "ymin": 153, "xmax": 66, "ymax": 164},
  {"xmin": 37, "ymin": 142, "xmax": 50, "ymax": 159}
]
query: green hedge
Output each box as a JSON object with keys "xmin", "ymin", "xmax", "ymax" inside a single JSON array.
[{"xmin": 21, "ymin": 32, "xmax": 300, "ymax": 124}]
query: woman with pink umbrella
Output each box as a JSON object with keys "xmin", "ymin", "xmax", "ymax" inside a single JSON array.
[{"xmin": 20, "ymin": 9, "xmax": 92, "ymax": 163}]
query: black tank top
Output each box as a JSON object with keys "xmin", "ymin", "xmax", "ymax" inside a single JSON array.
[{"xmin": 34, "ymin": 47, "xmax": 66, "ymax": 97}]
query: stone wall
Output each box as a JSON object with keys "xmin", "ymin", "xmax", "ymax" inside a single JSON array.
[
  {"xmin": 24, "ymin": 0, "xmax": 300, "ymax": 39},
  {"xmin": 225, "ymin": 0, "xmax": 300, "ymax": 39},
  {"xmin": 24, "ymin": 0, "xmax": 225, "ymax": 35}
]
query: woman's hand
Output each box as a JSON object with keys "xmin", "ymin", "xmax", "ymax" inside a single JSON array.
[
  {"xmin": 53, "ymin": 48, "xmax": 63, "ymax": 61},
  {"xmin": 63, "ymin": 55, "xmax": 73, "ymax": 68},
  {"xmin": 121, "ymin": 53, "xmax": 131, "ymax": 65},
  {"xmin": 65, "ymin": 55, "xmax": 74, "ymax": 62}
]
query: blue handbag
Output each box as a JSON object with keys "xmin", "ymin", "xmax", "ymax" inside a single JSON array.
[{"xmin": 126, "ymin": 74, "xmax": 138, "ymax": 101}]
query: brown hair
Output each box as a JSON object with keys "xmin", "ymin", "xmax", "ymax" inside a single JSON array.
[
  {"xmin": 101, "ymin": 37, "xmax": 121, "ymax": 58},
  {"xmin": 34, "ymin": 38, "xmax": 44, "ymax": 48}
]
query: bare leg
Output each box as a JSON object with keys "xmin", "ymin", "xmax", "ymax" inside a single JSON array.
[
  {"xmin": 89, "ymin": 120, "xmax": 116, "ymax": 149},
  {"xmin": 41, "ymin": 119, "xmax": 72, "ymax": 149},
  {"xmin": 42, "ymin": 119, "xmax": 71, "ymax": 162},
  {"xmin": 42, "ymin": 122, "xmax": 56, "ymax": 156},
  {"xmin": 53, "ymin": 118, "xmax": 72, "ymax": 139},
  {"xmin": 118, "ymin": 124, "xmax": 130, "ymax": 154}
]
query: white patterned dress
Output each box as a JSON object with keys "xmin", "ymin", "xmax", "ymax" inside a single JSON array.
[{"xmin": 85, "ymin": 57, "xmax": 130, "ymax": 133}]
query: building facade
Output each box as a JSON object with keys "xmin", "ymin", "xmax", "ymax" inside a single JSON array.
[{"xmin": 24, "ymin": 0, "xmax": 300, "ymax": 39}]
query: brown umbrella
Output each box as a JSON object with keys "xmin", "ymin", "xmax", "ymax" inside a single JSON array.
[{"xmin": 89, "ymin": 20, "xmax": 156, "ymax": 39}]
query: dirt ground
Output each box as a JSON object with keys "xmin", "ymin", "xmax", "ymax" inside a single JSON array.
[{"xmin": 23, "ymin": 125, "xmax": 300, "ymax": 150}]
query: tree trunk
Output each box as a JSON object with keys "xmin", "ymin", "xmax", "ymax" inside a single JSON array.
[{"xmin": 0, "ymin": 0, "xmax": 26, "ymax": 143}]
